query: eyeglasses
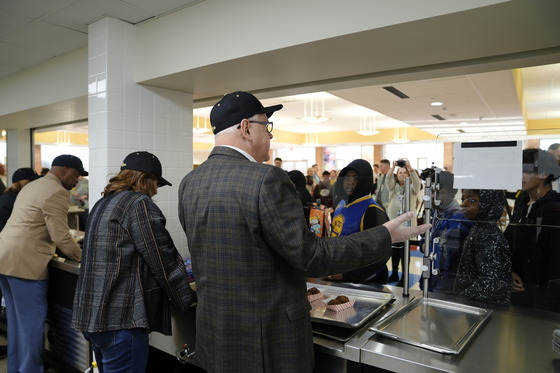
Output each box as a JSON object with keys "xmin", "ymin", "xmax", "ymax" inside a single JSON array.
[{"xmin": 249, "ymin": 120, "xmax": 274, "ymax": 133}]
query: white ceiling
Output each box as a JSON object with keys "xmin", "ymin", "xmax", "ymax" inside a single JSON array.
[
  {"xmin": 0, "ymin": 0, "xmax": 201, "ymax": 77},
  {"xmin": 1, "ymin": 0, "xmax": 559, "ymax": 146}
]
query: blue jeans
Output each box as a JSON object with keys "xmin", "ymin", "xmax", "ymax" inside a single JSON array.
[
  {"xmin": 83, "ymin": 328, "xmax": 149, "ymax": 373},
  {"xmin": 0, "ymin": 275, "xmax": 48, "ymax": 373}
]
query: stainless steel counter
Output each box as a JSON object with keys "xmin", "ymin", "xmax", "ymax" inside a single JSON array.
[
  {"xmin": 310, "ymin": 279, "xmax": 560, "ymax": 373},
  {"xmin": 49, "ymin": 256, "xmax": 81, "ymax": 275},
  {"xmin": 310, "ymin": 279, "xmax": 408, "ymax": 365}
]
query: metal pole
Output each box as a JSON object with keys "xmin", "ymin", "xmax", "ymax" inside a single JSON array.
[
  {"xmin": 421, "ymin": 176, "xmax": 432, "ymax": 298},
  {"xmin": 420, "ymin": 168, "xmax": 440, "ymax": 298},
  {"xmin": 402, "ymin": 177, "xmax": 411, "ymax": 297}
]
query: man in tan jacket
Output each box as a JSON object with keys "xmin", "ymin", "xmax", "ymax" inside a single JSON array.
[{"xmin": 0, "ymin": 154, "xmax": 86, "ymax": 373}]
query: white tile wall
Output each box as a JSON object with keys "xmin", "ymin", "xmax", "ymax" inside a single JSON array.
[{"xmin": 88, "ymin": 17, "xmax": 193, "ymax": 255}]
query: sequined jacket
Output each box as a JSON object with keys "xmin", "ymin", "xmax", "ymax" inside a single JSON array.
[{"xmin": 454, "ymin": 190, "xmax": 511, "ymax": 304}]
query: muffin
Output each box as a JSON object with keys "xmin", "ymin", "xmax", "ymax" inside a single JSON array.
[
  {"xmin": 307, "ymin": 287, "xmax": 323, "ymax": 302},
  {"xmin": 325, "ymin": 295, "xmax": 355, "ymax": 311}
]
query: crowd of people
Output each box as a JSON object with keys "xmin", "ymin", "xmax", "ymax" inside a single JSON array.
[
  {"xmin": 275, "ymin": 141, "xmax": 560, "ymax": 312},
  {"xmin": 0, "ymin": 90, "xmax": 557, "ymax": 372}
]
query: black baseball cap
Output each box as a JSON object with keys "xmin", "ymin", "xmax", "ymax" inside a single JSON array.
[
  {"xmin": 210, "ymin": 91, "xmax": 283, "ymax": 134},
  {"xmin": 120, "ymin": 151, "xmax": 171, "ymax": 187},
  {"xmin": 12, "ymin": 167, "xmax": 40, "ymax": 183},
  {"xmin": 52, "ymin": 155, "xmax": 88, "ymax": 176}
]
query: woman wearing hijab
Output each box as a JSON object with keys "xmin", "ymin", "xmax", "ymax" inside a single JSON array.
[
  {"xmin": 454, "ymin": 189, "xmax": 511, "ymax": 304},
  {"xmin": 326, "ymin": 159, "xmax": 390, "ymax": 284}
]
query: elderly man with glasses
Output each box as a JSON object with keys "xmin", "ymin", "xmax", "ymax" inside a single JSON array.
[{"xmin": 178, "ymin": 91, "xmax": 430, "ymax": 373}]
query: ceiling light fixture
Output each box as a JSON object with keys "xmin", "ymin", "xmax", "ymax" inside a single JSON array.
[
  {"xmin": 193, "ymin": 115, "xmax": 211, "ymax": 134},
  {"xmin": 303, "ymin": 132, "xmax": 319, "ymax": 147},
  {"xmin": 56, "ymin": 130, "xmax": 71, "ymax": 146},
  {"xmin": 392, "ymin": 127, "xmax": 410, "ymax": 144},
  {"xmin": 302, "ymin": 97, "xmax": 329, "ymax": 123},
  {"xmin": 356, "ymin": 116, "xmax": 380, "ymax": 136},
  {"xmin": 431, "ymin": 101, "xmax": 443, "ymax": 106}
]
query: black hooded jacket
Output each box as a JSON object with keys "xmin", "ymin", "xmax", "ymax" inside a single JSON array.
[
  {"xmin": 333, "ymin": 159, "xmax": 390, "ymax": 283},
  {"xmin": 454, "ymin": 190, "xmax": 512, "ymax": 304},
  {"xmin": 336, "ymin": 159, "xmax": 375, "ymax": 204},
  {"xmin": 506, "ymin": 189, "xmax": 560, "ymax": 286},
  {"xmin": 334, "ymin": 159, "xmax": 388, "ymax": 229},
  {"xmin": 504, "ymin": 189, "xmax": 560, "ymax": 311}
]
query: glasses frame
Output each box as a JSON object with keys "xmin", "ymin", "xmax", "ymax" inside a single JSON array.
[{"xmin": 249, "ymin": 120, "xmax": 274, "ymax": 133}]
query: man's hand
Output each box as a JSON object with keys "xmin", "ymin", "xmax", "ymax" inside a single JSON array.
[
  {"xmin": 382, "ymin": 212, "xmax": 431, "ymax": 243},
  {"xmin": 325, "ymin": 274, "xmax": 343, "ymax": 281},
  {"xmin": 512, "ymin": 271, "xmax": 525, "ymax": 292}
]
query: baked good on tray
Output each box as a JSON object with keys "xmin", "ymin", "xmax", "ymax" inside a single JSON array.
[
  {"xmin": 325, "ymin": 295, "xmax": 355, "ymax": 311},
  {"xmin": 307, "ymin": 287, "xmax": 323, "ymax": 302}
]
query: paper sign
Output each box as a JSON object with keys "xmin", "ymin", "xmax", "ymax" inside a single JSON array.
[{"xmin": 453, "ymin": 141, "xmax": 522, "ymax": 190}]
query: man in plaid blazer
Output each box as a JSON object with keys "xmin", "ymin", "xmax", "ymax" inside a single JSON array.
[{"xmin": 179, "ymin": 91, "xmax": 429, "ymax": 373}]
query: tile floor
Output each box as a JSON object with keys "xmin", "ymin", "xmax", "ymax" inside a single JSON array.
[{"xmin": 387, "ymin": 245, "xmax": 424, "ymax": 290}]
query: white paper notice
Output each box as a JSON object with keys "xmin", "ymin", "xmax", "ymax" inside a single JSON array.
[{"xmin": 453, "ymin": 141, "xmax": 522, "ymax": 190}]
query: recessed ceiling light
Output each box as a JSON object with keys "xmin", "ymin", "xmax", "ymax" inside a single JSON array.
[{"xmin": 431, "ymin": 101, "xmax": 443, "ymax": 106}]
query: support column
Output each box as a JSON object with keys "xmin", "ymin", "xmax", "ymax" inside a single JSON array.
[
  {"xmin": 6, "ymin": 128, "xmax": 31, "ymax": 185},
  {"xmin": 315, "ymin": 147, "xmax": 324, "ymax": 173},
  {"xmin": 373, "ymin": 145, "xmax": 384, "ymax": 165},
  {"xmin": 88, "ymin": 17, "xmax": 193, "ymax": 254},
  {"xmin": 443, "ymin": 142, "xmax": 454, "ymax": 172}
]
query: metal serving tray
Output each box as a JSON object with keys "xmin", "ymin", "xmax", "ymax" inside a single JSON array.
[
  {"xmin": 370, "ymin": 297, "xmax": 492, "ymax": 354},
  {"xmin": 307, "ymin": 283, "xmax": 394, "ymax": 329}
]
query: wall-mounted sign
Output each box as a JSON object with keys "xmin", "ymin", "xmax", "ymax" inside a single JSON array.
[{"xmin": 453, "ymin": 141, "xmax": 522, "ymax": 190}]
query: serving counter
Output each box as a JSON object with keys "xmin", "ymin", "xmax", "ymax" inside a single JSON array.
[
  {"xmin": 43, "ymin": 262, "xmax": 560, "ymax": 373},
  {"xmin": 46, "ymin": 258, "xmax": 91, "ymax": 373},
  {"xmin": 309, "ymin": 279, "xmax": 560, "ymax": 373}
]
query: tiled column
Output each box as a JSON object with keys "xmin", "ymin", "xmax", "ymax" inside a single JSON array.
[
  {"xmin": 6, "ymin": 128, "xmax": 31, "ymax": 184},
  {"xmin": 88, "ymin": 17, "xmax": 193, "ymax": 255},
  {"xmin": 373, "ymin": 145, "xmax": 384, "ymax": 165}
]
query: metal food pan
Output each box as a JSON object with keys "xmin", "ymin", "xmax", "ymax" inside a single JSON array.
[
  {"xmin": 307, "ymin": 283, "xmax": 394, "ymax": 329},
  {"xmin": 370, "ymin": 297, "xmax": 492, "ymax": 354}
]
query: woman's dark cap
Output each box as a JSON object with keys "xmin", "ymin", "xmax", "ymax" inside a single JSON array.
[
  {"xmin": 120, "ymin": 151, "xmax": 171, "ymax": 187},
  {"xmin": 12, "ymin": 167, "xmax": 40, "ymax": 183},
  {"xmin": 210, "ymin": 91, "xmax": 283, "ymax": 134}
]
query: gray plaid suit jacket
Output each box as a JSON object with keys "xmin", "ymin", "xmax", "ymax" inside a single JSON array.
[{"xmin": 179, "ymin": 146, "xmax": 391, "ymax": 372}]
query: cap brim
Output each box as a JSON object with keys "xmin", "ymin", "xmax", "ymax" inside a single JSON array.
[
  {"xmin": 158, "ymin": 176, "xmax": 172, "ymax": 187},
  {"xmin": 81, "ymin": 170, "xmax": 89, "ymax": 176},
  {"xmin": 260, "ymin": 104, "xmax": 283, "ymax": 117}
]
